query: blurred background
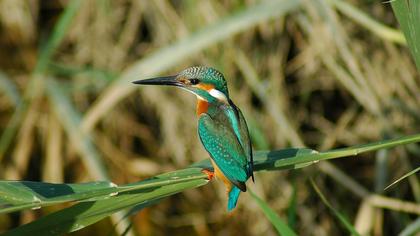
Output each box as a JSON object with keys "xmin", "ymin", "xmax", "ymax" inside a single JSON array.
[{"xmin": 0, "ymin": 0, "xmax": 419, "ymax": 235}]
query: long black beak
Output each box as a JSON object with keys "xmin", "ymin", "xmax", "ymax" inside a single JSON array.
[{"xmin": 132, "ymin": 75, "xmax": 181, "ymax": 87}]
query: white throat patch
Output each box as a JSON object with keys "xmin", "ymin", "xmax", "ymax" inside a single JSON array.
[{"xmin": 209, "ymin": 89, "xmax": 228, "ymax": 102}]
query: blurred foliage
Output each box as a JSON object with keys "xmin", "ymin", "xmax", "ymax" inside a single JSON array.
[{"xmin": 0, "ymin": 0, "xmax": 419, "ymax": 235}]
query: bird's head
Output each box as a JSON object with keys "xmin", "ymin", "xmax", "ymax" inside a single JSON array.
[{"xmin": 133, "ymin": 66, "xmax": 229, "ymax": 103}]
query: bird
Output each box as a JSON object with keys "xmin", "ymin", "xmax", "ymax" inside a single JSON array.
[{"xmin": 133, "ymin": 66, "xmax": 254, "ymax": 211}]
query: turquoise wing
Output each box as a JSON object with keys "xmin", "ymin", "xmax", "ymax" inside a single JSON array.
[
  {"xmin": 229, "ymin": 102, "xmax": 254, "ymax": 181},
  {"xmin": 198, "ymin": 113, "xmax": 249, "ymax": 191}
]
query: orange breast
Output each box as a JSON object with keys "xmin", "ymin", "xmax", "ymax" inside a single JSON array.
[
  {"xmin": 195, "ymin": 83, "xmax": 214, "ymax": 115},
  {"xmin": 196, "ymin": 99, "xmax": 209, "ymax": 115},
  {"xmin": 210, "ymin": 159, "xmax": 232, "ymax": 193}
]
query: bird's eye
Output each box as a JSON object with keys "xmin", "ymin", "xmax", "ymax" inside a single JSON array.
[{"xmin": 189, "ymin": 78, "xmax": 200, "ymax": 85}]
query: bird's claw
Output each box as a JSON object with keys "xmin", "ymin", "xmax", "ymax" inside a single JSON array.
[{"xmin": 202, "ymin": 169, "xmax": 214, "ymax": 180}]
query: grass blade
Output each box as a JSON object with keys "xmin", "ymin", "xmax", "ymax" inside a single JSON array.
[
  {"xmin": 328, "ymin": 0, "xmax": 406, "ymax": 45},
  {"xmin": 264, "ymin": 134, "xmax": 420, "ymax": 169},
  {"xmin": 399, "ymin": 217, "xmax": 420, "ymax": 236},
  {"xmin": 310, "ymin": 179, "xmax": 361, "ymax": 236},
  {"xmin": 384, "ymin": 166, "xmax": 420, "ymax": 191},
  {"xmin": 4, "ymin": 179, "xmax": 208, "ymax": 236},
  {"xmin": 0, "ymin": 181, "xmax": 117, "ymax": 214},
  {"xmin": 391, "ymin": 0, "xmax": 420, "ymax": 70},
  {"xmin": 0, "ymin": 167, "xmax": 208, "ymax": 215},
  {"xmin": 249, "ymin": 190, "xmax": 297, "ymax": 236}
]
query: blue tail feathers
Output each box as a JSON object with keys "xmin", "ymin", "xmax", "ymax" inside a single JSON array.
[{"xmin": 227, "ymin": 186, "xmax": 241, "ymax": 212}]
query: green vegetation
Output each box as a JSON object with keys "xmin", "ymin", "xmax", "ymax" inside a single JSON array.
[
  {"xmin": 2, "ymin": 135, "xmax": 419, "ymax": 235},
  {"xmin": 0, "ymin": 0, "xmax": 419, "ymax": 235}
]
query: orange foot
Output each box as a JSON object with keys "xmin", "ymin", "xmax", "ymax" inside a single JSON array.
[{"xmin": 202, "ymin": 169, "xmax": 215, "ymax": 180}]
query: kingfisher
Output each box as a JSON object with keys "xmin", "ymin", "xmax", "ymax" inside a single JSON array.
[{"xmin": 133, "ymin": 66, "xmax": 254, "ymax": 211}]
